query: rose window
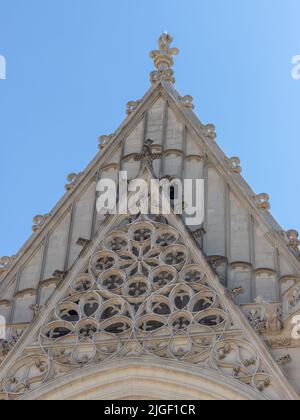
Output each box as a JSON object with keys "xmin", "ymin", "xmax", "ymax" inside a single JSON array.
[{"xmin": 25, "ymin": 216, "xmax": 269, "ymax": 401}]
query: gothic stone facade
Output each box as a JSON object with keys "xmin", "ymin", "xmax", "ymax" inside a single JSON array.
[{"xmin": 0, "ymin": 34, "xmax": 300, "ymax": 400}]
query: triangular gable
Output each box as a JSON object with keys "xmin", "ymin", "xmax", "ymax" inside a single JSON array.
[
  {"xmin": 0, "ymin": 169, "xmax": 297, "ymax": 400},
  {"xmin": 1, "ymin": 31, "xmax": 300, "ymax": 399}
]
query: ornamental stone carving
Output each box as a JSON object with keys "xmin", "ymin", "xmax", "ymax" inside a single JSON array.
[
  {"xmin": 286, "ymin": 230, "xmax": 300, "ymax": 253},
  {"xmin": 32, "ymin": 214, "xmax": 51, "ymax": 233},
  {"xmin": 227, "ymin": 157, "xmax": 242, "ymax": 174},
  {"xmin": 277, "ymin": 354, "xmax": 292, "ymax": 369},
  {"xmin": 98, "ymin": 134, "xmax": 114, "ymax": 151},
  {"xmin": 203, "ymin": 124, "xmax": 217, "ymax": 140},
  {"xmin": 179, "ymin": 96, "xmax": 195, "ymax": 110},
  {"xmin": 0, "ymin": 330, "xmax": 24, "ymax": 363},
  {"xmin": 255, "ymin": 194, "xmax": 271, "ymax": 210},
  {"xmin": 150, "ymin": 33, "xmax": 179, "ymax": 84},
  {"xmin": 245, "ymin": 299, "xmax": 282, "ymax": 335},
  {"xmin": 65, "ymin": 172, "xmax": 83, "ymax": 191},
  {"xmin": 150, "ymin": 69, "xmax": 176, "ymax": 85},
  {"xmin": 150, "ymin": 33, "xmax": 179, "ymax": 71},
  {"xmin": 1, "ymin": 356, "xmax": 49, "ymax": 397},
  {"xmin": 283, "ymin": 283, "xmax": 300, "ymax": 312},
  {"xmin": 126, "ymin": 100, "xmax": 142, "ymax": 115},
  {"xmin": 0, "ymin": 256, "xmax": 16, "ymax": 275}
]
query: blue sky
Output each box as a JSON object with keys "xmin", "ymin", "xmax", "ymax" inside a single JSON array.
[{"xmin": 0, "ymin": 0, "xmax": 299, "ymax": 256}]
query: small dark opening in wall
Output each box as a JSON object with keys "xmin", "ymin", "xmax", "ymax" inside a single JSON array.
[{"xmin": 170, "ymin": 186, "xmax": 175, "ymax": 201}]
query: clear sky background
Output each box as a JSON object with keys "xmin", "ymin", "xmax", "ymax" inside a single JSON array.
[{"xmin": 0, "ymin": 0, "xmax": 299, "ymax": 256}]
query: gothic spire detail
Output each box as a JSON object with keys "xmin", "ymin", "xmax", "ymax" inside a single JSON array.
[{"xmin": 149, "ymin": 33, "xmax": 179, "ymax": 85}]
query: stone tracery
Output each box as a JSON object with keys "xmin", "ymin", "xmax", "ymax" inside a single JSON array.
[{"xmin": 0, "ymin": 216, "xmax": 279, "ymax": 400}]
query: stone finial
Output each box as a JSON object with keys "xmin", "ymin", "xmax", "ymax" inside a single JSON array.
[
  {"xmin": 227, "ymin": 157, "xmax": 242, "ymax": 174},
  {"xmin": 286, "ymin": 230, "xmax": 300, "ymax": 251},
  {"xmin": 255, "ymin": 193, "xmax": 271, "ymax": 210},
  {"xmin": 98, "ymin": 134, "xmax": 114, "ymax": 151},
  {"xmin": 150, "ymin": 33, "xmax": 179, "ymax": 70},
  {"xmin": 32, "ymin": 214, "xmax": 51, "ymax": 232},
  {"xmin": 150, "ymin": 33, "xmax": 179, "ymax": 84},
  {"xmin": 179, "ymin": 95, "xmax": 195, "ymax": 110},
  {"xmin": 65, "ymin": 172, "xmax": 83, "ymax": 191},
  {"xmin": 126, "ymin": 100, "xmax": 142, "ymax": 115}
]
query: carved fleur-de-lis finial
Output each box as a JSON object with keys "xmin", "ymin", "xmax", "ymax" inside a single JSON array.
[{"xmin": 149, "ymin": 33, "xmax": 179, "ymax": 84}]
